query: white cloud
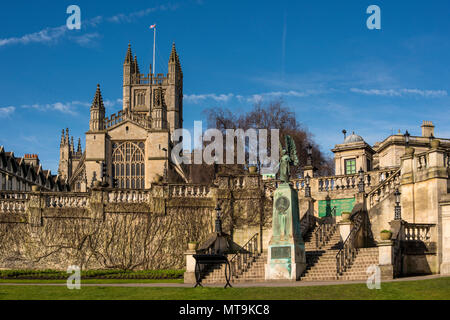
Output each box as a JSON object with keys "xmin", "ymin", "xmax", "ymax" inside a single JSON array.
[
  {"xmin": 0, "ymin": 25, "xmax": 67, "ymax": 47},
  {"xmin": 0, "ymin": 106, "xmax": 15, "ymax": 117},
  {"xmin": 0, "ymin": 5, "xmax": 180, "ymax": 48},
  {"xmin": 22, "ymin": 102, "xmax": 79, "ymax": 115},
  {"xmin": 350, "ymin": 88, "xmax": 448, "ymax": 98},
  {"xmin": 108, "ymin": 4, "xmax": 179, "ymax": 23},
  {"xmin": 184, "ymin": 90, "xmax": 320, "ymax": 104},
  {"xmin": 70, "ymin": 33, "xmax": 101, "ymax": 47},
  {"xmin": 184, "ymin": 93, "xmax": 235, "ymax": 104}
]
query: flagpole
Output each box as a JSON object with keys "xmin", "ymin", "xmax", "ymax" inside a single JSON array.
[{"xmin": 153, "ymin": 26, "xmax": 156, "ymax": 76}]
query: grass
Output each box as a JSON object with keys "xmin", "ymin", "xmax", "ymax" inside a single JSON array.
[{"xmin": 0, "ymin": 277, "xmax": 449, "ymax": 300}]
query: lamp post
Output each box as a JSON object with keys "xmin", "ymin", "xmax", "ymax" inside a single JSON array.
[
  {"xmin": 305, "ymin": 173, "xmax": 311, "ymax": 198},
  {"xmin": 357, "ymin": 167, "xmax": 365, "ymax": 193},
  {"xmin": 394, "ymin": 188, "xmax": 401, "ymax": 220},
  {"xmin": 215, "ymin": 203, "xmax": 223, "ymax": 234}
]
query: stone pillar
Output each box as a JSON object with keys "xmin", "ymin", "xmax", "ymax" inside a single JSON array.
[
  {"xmin": 89, "ymin": 184, "xmax": 105, "ymax": 221},
  {"xmin": 27, "ymin": 186, "xmax": 43, "ymax": 227},
  {"xmin": 440, "ymin": 195, "xmax": 450, "ymax": 275},
  {"xmin": 265, "ymin": 183, "xmax": 306, "ymax": 281},
  {"xmin": 338, "ymin": 220, "xmax": 352, "ymax": 242},
  {"xmin": 377, "ymin": 241, "xmax": 394, "ymax": 280},
  {"xmin": 184, "ymin": 249, "xmax": 197, "ymax": 284}
]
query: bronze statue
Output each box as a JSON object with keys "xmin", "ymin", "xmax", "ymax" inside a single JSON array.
[{"xmin": 278, "ymin": 135, "xmax": 299, "ymax": 183}]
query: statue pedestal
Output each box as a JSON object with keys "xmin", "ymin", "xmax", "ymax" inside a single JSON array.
[{"xmin": 265, "ymin": 183, "xmax": 306, "ymax": 281}]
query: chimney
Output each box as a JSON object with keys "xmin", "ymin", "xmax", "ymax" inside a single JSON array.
[
  {"xmin": 421, "ymin": 121, "xmax": 435, "ymax": 138},
  {"xmin": 24, "ymin": 154, "xmax": 40, "ymax": 167}
]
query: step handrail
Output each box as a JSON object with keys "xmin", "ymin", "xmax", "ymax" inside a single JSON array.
[
  {"xmin": 229, "ymin": 233, "xmax": 259, "ymax": 277},
  {"xmin": 335, "ymin": 211, "xmax": 365, "ymax": 275}
]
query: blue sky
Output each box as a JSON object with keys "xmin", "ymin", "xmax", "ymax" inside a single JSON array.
[{"xmin": 0, "ymin": 0, "xmax": 449, "ymax": 173}]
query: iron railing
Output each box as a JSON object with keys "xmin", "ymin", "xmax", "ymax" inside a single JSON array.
[
  {"xmin": 229, "ymin": 233, "xmax": 259, "ymax": 278},
  {"xmin": 336, "ymin": 211, "xmax": 365, "ymax": 275}
]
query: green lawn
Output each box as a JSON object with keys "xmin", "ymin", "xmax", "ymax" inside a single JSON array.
[{"xmin": 0, "ymin": 277, "xmax": 449, "ymax": 300}]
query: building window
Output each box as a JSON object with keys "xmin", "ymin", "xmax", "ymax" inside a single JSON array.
[
  {"xmin": 112, "ymin": 141, "xmax": 145, "ymax": 189},
  {"xmin": 136, "ymin": 92, "xmax": 146, "ymax": 106},
  {"xmin": 345, "ymin": 158, "xmax": 356, "ymax": 175},
  {"xmin": 367, "ymin": 159, "xmax": 372, "ymax": 171}
]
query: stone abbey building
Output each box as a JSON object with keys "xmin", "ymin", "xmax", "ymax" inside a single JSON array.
[
  {"xmin": 58, "ymin": 43, "xmax": 187, "ymax": 192},
  {"xmin": 0, "ymin": 41, "xmax": 450, "ymax": 282}
]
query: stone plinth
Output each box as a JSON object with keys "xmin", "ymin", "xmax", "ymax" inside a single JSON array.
[
  {"xmin": 183, "ymin": 249, "xmax": 197, "ymax": 284},
  {"xmin": 265, "ymin": 183, "xmax": 306, "ymax": 281},
  {"xmin": 377, "ymin": 240, "xmax": 393, "ymax": 280}
]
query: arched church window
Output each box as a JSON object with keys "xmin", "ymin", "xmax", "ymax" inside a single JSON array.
[{"xmin": 112, "ymin": 141, "xmax": 145, "ymax": 189}]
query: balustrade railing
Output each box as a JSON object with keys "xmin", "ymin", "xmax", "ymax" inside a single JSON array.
[
  {"xmin": 169, "ymin": 184, "xmax": 211, "ymax": 197},
  {"xmin": 367, "ymin": 168, "xmax": 401, "ymax": 209},
  {"xmin": 104, "ymin": 110, "xmax": 151, "ymax": 130},
  {"xmin": 416, "ymin": 153, "xmax": 429, "ymax": 170},
  {"xmin": 404, "ymin": 223, "xmax": 434, "ymax": 242},
  {"xmin": 336, "ymin": 211, "xmax": 365, "ymax": 275},
  {"xmin": 107, "ymin": 190, "xmax": 151, "ymax": 203},
  {"xmin": 45, "ymin": 193, "xmax": 89, "ymax": 208},
  {"xmin": 229, "ymin": 233, "xmax": 259, "ymax": 278}
]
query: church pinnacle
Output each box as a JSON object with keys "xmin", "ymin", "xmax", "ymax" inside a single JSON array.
[
  {"xmin": 89, "ymin": 84, "xmax": 105, "ymax": 131},
  {"xmin": 91, "ymin": 84, "xmax": 105, "ymax": 111}
]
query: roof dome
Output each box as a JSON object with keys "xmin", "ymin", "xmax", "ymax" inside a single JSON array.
[{"xmin": 344, "ymin": 132, "xmax": 364, "ymax": 143}]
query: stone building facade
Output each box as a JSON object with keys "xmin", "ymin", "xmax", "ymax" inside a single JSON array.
[
  {"xmin": 59, "ymin": 43, "xmax": 187, "ymax": 192},
  {"xmin": 0, "ymin": 146, "xmax": 67, "ymax": 192}
]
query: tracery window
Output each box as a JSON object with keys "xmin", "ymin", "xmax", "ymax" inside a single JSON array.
[{"xmin": 112, "ymin": 141, "xmax": 145, "ymax": 189}]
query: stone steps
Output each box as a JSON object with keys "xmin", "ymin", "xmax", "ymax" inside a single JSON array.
[{"xmin": 201, "ymin": 224, "xmax": 380, "ymax": 284}]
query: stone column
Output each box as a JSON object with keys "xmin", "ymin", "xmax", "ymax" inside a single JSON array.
[
  {"xmin": 89, "ymin": 183, "xmax": 105, "ymax": 221},
  {"xmin": 377, "ymin": 241, "xmax": 394, "ymax": 280},
  {"xmin": 338, "ymin": 218, "xmax": 352, "ymax": 243},
  {"xmin": 440, "ymin": 195, "xmax": 450, "ymax": 275},
  {"xmin": 183, "ymin": 249, "xmax": 197, "ymax": 284}
]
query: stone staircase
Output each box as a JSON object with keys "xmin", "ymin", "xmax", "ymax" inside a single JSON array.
[
  {"xmin": 301, "ymin": 227, "xmax": 379, "ymax": 281},
  {"xmin": 202, "ymin": 251, "xmax": 267, "ymax": 284},
  {"xmin": 200, "ymin": 225, "xmax": 379, "ymax": 284}
]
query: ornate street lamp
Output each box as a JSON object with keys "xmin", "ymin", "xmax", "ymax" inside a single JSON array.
[
  {"xmin": 404, "ymin": 130, "xmax": 410, "ymax": 148},
  {"xmin": 357, "ymin": 167, "xmax": 365, "ymax": 193},
  {"xmin": 305, "ymin": 173, "xmax": 311, "ymax": 198},
  {"xmin": 215, "ymin": 203, "xmax": 223, "ymax": 234},
  {"xmin": 394, "ymin": 188, "xmax": 401, "ymax": 220}
]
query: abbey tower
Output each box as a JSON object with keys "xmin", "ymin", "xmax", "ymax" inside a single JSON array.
[{"xmin": 58, "ymin": 43, "xmax": 186, "ymax": 191}]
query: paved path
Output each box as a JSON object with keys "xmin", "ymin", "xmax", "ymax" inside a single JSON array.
[{"xmin": 0, "ymin": 274, "xmax": 445, "ymax": 288}]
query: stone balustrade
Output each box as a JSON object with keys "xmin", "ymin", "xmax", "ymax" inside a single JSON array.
[
  {"xmin": 367, "ymin": 169, "xmax": 401, "ymax": 209},
  {"xmin": 0, "ymin": 192, "xmax": 29, "ymax": 214},
  {"xmin": 45, "ymin": 193, "xmax": 89, "ymax": 208},
  {"xmin": 416, "ymin": 152, "xmax": 429, "ymax": 170},
  {"xmin": 404, "ymin": 223, "xmax": 435, "ymax": 242},
  {"xmin": 169, "ymin": 184, "xmax": 211, "ymax": 197},
  {"xmin": 107, "ymin": 190, "xmax": 151, "ymax": 203}
]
